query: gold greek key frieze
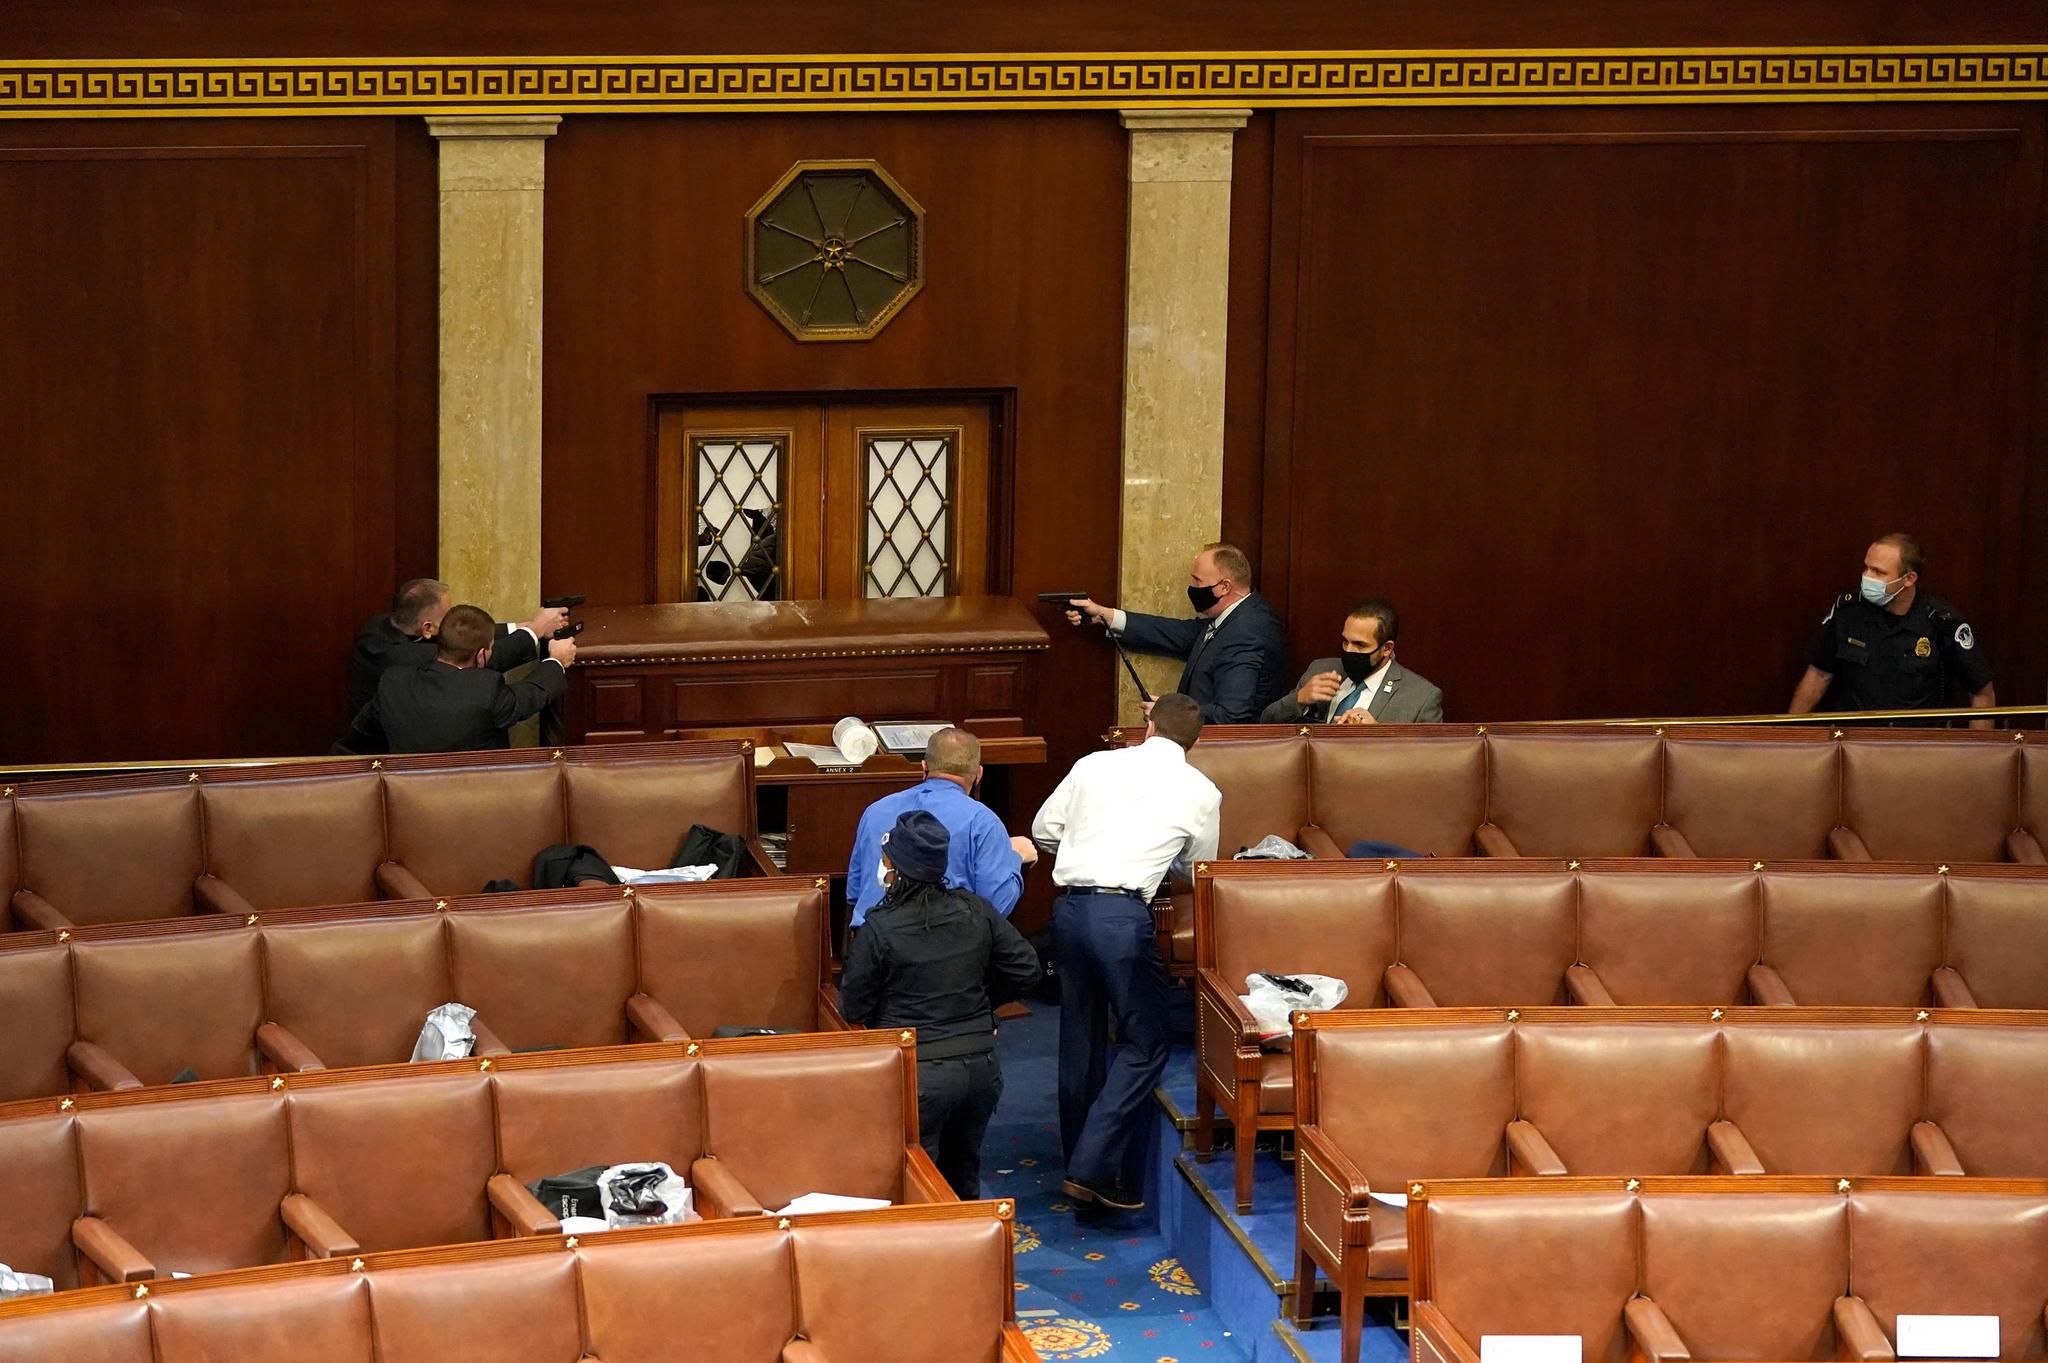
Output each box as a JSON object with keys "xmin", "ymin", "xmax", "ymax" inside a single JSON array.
[{"xmin": 1, "ymin": 48, "xmax": 2046, "ymax": 117}]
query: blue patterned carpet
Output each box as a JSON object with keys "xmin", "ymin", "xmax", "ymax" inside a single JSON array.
[{"xmin": 989, "ymin": 1005, "xmax": 1253, "ymax": 1362}]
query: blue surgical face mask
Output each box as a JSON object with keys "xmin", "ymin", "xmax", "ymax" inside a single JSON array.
[{"xmin": 1860, "ymin": 574, "xmax": 1904, "ymax": 606}]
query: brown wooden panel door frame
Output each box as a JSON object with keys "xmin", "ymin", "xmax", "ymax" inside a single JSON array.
[{"xmin": 653, "ymin": 402, "xmax": 825, "ymax": 602}]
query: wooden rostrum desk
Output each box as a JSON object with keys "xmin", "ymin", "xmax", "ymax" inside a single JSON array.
[{"xmin": 547, "ymin": 596, "xmax": 1051, "ymax": 901}]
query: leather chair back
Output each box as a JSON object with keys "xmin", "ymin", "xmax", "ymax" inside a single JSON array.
[
  {"xmin": 201, "ymin": 773, "xmax": 385, "ymax": 909},
  {"xmin": 1720, "ymin": 1023, "xmax": 1921, "ymax": 1173},
  {"xmin": 1515, "ymin": 1023, "xmax": 1716, "ymax": 1174},
  {"xmin": 1396, "ymin": 874, "xmax": 1575, "ymax": 1005},
  {"xmin": 261, "ymin": 914, "xmax": 453, "ymax": 1069},
  {"xmin": 579, "ymin": 1228, "xmax": 792, "ymax": 1363},
  {"xmin": 287, "ymin": 1072, "xmax": 497, "ymax": 1254},
  {"xmin": 382, "ymin": 765, "xmax": 566, "ymax": 894},
  {"xmin": 16, "ymin": 783, "xmax": 202, "ymax": 924},
  {"xmin": 794, "ymin": 1215, "xmax": 1009, "ymax": 1363},
  {"xmin": 1306, "ymin": 732, "xmax": 1486, "ymax": 855},
  {"xmin": 1576, "ymin": 870, "xmax": 1756, "ymax": 1005},
  {"xmin": 1188, "ymin": 734, "xmax": 1310, "ymax": 856},
  {"xmin": 1209, "ymin": 873, "xmax": 1395, "ymax": 1008},
  {"xmin": 700, "ymin": 1045, "xmax": 908, "ymax": 1211},
  {"xmin": 1423, "ymin": 1190, "xmax": 1634, "ymax": 1363},
  {"xmin": 448, "ymin": 901, "xmax": 636, "ymax": 1051},
  {"xmin": 635, "ymin": 885, "xmax": 823, "ymax": 1036},
  {"xmin": 2025, "ymin": 746, "xmax": 2048, "ymax": 851},
  {"xmin": 566, "ymin": 758, "xmax": 751, "ymax": 871},
  {"xmin": 151, "ymin": 1275, "xmax": 376, "ymax": 1363},
  {"xmin": 0, "ymin": 1112, "xmax": 81, "ymax": 1289},
  {"xmin": 1484, "ymin": 732, "xmax": 1660, "ymax": 857},
  {"xmin": 1851, "ymin": 1189, "xmax": 2048, "ymax": 1358},
  {"xmin": 1316, "ymin": 1023, "xmax": 1513, "ymax": 1189},
  {"xmin": 0, "ymin": 941, "xmax": 74, "ymax": 1099},
  {"xmin": 1761, "ymin": 871, "xmax": 1943, "ymax": 1006},
  {"xmin": 0, "ymin": 799, "xmax": 16, "ymax": 918},
  {"xmin": 72, "ymin": 930, "xmax": 263, "ymax": 1084},
  {"xmin": 366, "ymin": 1254, "xmax": 585, "ymax": 1363},
  {"xmin": 0, "ymin": 1299, "xmax": 151, "ymax": 1363},
  {"xmin": 78, "ymin": 1094, "xmax": 290, "ymax": 1276},
  {"xmin": 1840, "ymin": 734, "xmax": 2020, "ymax": 862},
  {"xmin": 1640, "ymin": 1193, "xmax": 1846, "ymax": 1360},
  {"xmin": 1662, "ymin": 732, "xmax": 1839, "ymax": 858},
  {"xmin": 1925, "ymin": 1025, "xmax": 2048, "ymax": 1175},
  {"xmin": 495, "ymin": 1058, "xmax": 703, "ymax": 1186},
  {"xmin": 1945, "ymin": 878, "xmax": 2048, "ymax": 1009}
]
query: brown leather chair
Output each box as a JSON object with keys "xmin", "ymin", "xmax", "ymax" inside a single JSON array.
[
  {"xmin": 1945, "ymin": 875, "xmax": 2048, "ymax": 1009},
  {"xmin": 635, "ymin": 883, "xmax": 828, "ymax": 1036},
  {"xmin": 1512, "ymin": 1022, "xmax": 1718, "ymax": 1175},
  {"xmin": 1836, "ymin": 732, "xmax": 2022, "ymax": 862},
  {"xmin": 195, "ymin": 772, "xmax": 387, "ymax": 916},
  {"xmin": 1657, "ymin": 729, "xmax": 1842, "ymax": 858},
  {"xmin": 0, "ymin": 1297, "xmax": 153, "ymax": 1363},
  {"xmin": 580, "ymin": 1223, "xmax": 797, "ymax": 1361},
  {"xmin": 1388, "ymin": 872, "xmax": 1576, "ymax": 1007},
  {"xmin": 792, "ymin": 1214, "xmax": 1013, "ymax": 1363},
  {"xmin": 0, "ymin": 939, "xmax": 73, "ymax": 1100},
  {"xmin": 1850, "ymin": 1188, "xmax": 2048, "ymax": 1358},
  {"xmin": 1637, "ymin": 1191, "xmax": 1850, "ymax": 1360},
  {"xmin": 379, "ymin": 764, "xmax": 568, "ymax": 899},
  {"xmin": 1718, "ymin": 1022, "xmax": 1924, "ymax": 1175},
  {"xmin": 2020, "ymin": 745, "xmax": 2048, "ymax": 864},
  {"xmin": 0, "ymin": 1112, "xmax": 82, "ymax": 1291},
  {"xmin": 68, "ymin": 930, "xmax": 265, "ymax": 1089},
  {"xmin": 1574, "ymin": 868, "xmax": 1758, "ymax": 1004},
  {"xmin": 1476, "ymin": 731, "xmax": 1662, "ymax": 857},
  {"xmin": 369, "ymin": 1254, "xmax": 586, "ymax": 1363},
  {"xmin": 1752, "ymin": 871, "xmax": 1946, "ymax": 1007},
  {"xmin": 494, "ymin": 1058, "xmax": 703, "ymax": 1209},
  {"xmin": 1925, "ymin": 1023, "xmax": 2048, "ymax": 1177},
  {"xmin": 12, "ymin": 781, "xmax": 204, "ymax": 929},
  {"xmin": 447, "ymin": 900, "xmax": 684, "ymax": 1052},
  {"xmin": 565, "ymin": 755, "xmax": 750, "ymax": 871},
  {"xmin": 1302, "ymin": 729, "xmax": 1488, "ymax": 857},
  {"xmin": 1156, "ymin": 732, "xmax": 1317, "ymax": 970},
  {"xmin": 151, "ymin": 1275, "xmax": 376, "ymax": 1363},
  {"xmin": 260, "ymin": 914, "xmax": 454, "ymax": 1070}
]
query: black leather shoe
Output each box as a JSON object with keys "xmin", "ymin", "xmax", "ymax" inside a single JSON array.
[{"xmin": 1062, "ymin": 1177, "xmax": 1144, "ymax": 1212}]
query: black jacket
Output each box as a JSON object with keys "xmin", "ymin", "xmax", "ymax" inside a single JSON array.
[
  {"xmin": 347, "ymin": 615, "xmax": 539, "ymax": 715},
  {"xmin": 335, "ymin": 657, "xmax": 567, "ymax": 755},
  {"xmin": 838, "ymin": 882, "xmax": 1043, "ymax": 1059},
  {"xmin": 1117, "ymin": 591, "xmax": 1290, "ymax": 724}
]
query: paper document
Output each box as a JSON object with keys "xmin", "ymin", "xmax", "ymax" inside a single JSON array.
[
  {"xmin": 874, "ymin": 722, "xmax": 949, "ymax": 753},
  {"xmin": 609, "ymin": 864, "xmax": 719, "ymax": 885},
  {"xmin": 1366, "ymin": 1190, "xmax": 1408, "ymax": 1208},
  {"xmin": 771, "ymin": 1193, "xmax": 893, "ymax": 1217},
  {"xmin": 784, "ymin": 741, "xmax": 863, "ymax": 767},
  {"xmin": 1896, "ymin": 1315, "xmax": 1998, "ymax": 1359},
  {"xmin": 1480, "ymin": 1337, "xmax": 1580, "ymax": 1363}
]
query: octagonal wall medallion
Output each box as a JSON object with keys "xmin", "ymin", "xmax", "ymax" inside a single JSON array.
[{"xmin": 745, "ymin": 159, "xmax": 926, "ymax": 342}]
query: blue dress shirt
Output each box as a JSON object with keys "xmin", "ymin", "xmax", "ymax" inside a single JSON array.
[{"xmin": 846, "ymin": 777, "xmax": 1023, "ymax": 927}]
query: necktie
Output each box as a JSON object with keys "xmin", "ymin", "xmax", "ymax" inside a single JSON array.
[{"xmin": 1332, "ymin": 683, "xmax": 1364, "ymax": 721}]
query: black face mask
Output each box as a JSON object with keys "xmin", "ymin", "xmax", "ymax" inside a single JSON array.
[
  {"xmin": 1340, "ymin": 648, "xmax": 1383, "ymax": 684},
  {"xmin": 1188, "ymin": 582, "xmax": 1223, "ymax": 613}
]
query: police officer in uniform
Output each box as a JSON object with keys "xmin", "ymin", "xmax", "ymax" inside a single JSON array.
[{"xmin": 1787, "ymin": 533, "xmax": 1996, "ymax": 728}]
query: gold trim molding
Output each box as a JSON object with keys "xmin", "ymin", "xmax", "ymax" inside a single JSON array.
[{"xmin": 3, "ymin": 47, "xmax": 2048, "ymax": 117}]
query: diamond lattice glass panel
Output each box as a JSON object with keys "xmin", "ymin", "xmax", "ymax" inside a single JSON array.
[
  {"xmin": 693, "ymin": 439, "xmax": 783, "ymax": 601},
  {"xmin": 864, "ymin": 434, "xmax": 952, "ymax": 598}
]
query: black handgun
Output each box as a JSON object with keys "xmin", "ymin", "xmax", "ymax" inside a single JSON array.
[
  {"xmin": 542, "ymin": 594, "xmax": 585, "ymax": 610},
  {"xmin": 1035, "ymin": 591, "xmax": 1091, "ymax": 607}
]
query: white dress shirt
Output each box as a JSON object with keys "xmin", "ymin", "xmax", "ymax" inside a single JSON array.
[
  {"xmin": 1328, "ymin": 657, "xmax": 1391, "ymax": 720},
  {"xmin": 1031, "ymin": 736, "xmax": 1222, "ymax": 899}
]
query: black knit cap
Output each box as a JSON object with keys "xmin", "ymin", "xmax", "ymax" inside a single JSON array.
[{"xmin": 883, "ymin": 809, "xmax": 950, "ymax": 884}]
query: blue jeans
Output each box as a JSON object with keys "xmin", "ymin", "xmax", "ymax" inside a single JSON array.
[{"xmin": 1054, "ymin": 890, "xmax": 1171, "ymax": 1189}]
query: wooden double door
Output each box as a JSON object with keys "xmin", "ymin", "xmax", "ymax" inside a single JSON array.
[{"xmin": 654, "ymin": 396, "xmax": 993, "ymax": 604}]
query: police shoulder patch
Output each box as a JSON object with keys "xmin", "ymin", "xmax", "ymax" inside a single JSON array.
[{"xmin": 1957, "ymin": 622, "xmax": 1975, "ymax": 650}]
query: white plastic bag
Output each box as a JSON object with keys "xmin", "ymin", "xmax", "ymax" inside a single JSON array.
[
  {"xmin": 410, "ymin": 1003, "xmax": 478, "ymax": 1062},
  {"xmin": 599, "ymin": 1162, "xmax": 696, "ymax": 1228},
  {"xmin": 0, "ymin": 1264, "xmax": 53, "ymax": 1299},
  {"xmin": 1239, "ymin": 972, "xmax": 1349, "ymax": 1043}
]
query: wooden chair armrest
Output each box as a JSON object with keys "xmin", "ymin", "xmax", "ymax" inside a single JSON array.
[
  {"xmin": 281, "ymin": 1193, "xmax": 360, "ymax": 1258},
  {"xmin": 1505, "ymin": 1120, "xmax": 1568, "ymax": 1176},
  {"xmin": 1747, "ymin": 963, "xmax": 1797, "ymax": 1007},
  {"xmin": 488, "ymin": 1173, "xmax": 563, "ymax": 1235},
  {"xmin": 690, "ymin": 1157, "xmax": 765, "ymax": 1218},
  {"xmin": 256, "ymin": 1022, "xmax": 327, "ymax": 1073},
  {"xmin": 626, "ymin": 993, "xmax": 690, "ymax": 1043},
  {"xmin": 72, "ymin": 1217, "xmax": 154, "ymax": 1283},
  {"xmin": 375, "ymin": 860, "xmax": 433, "ymax": 900},
  {"xmin": 11, "ymin": 888, "xmax": 74, "ymax": 933},
  {"xmin": 1930, "ymin": 967, "xmax": 1979, "ymax": 1009},
  {"xmin": 469, "ymin": 1018, "xmax": 512, "ymax": 1057},
  {"xmin": 743, "ymin": 836, "xmax": 779, "ymax": 877},
  {"xmin": 1384, "ymin": 963, "xmax": 1439, "ymax": 1009},
  {"xmin": 1195, "ymin": 968, "xmax": 1263, "ymax": 1040},
  {"xmin": 193, "ymin": 874, "xmax": 258, "ymax": 917},
  {"xmin": 1473, "ymin": 824, "xmax": 1520, "ymax": 857},
  {"xmin": 1708, "ymin": 1120, "xmax": 1766, "ymax": 1175},
  {"xmin": 67, "ymin": 1040, "xmax": 143, "ymax": 1091},
  {"xmin": 1827, "ymin": 827, "xmax": 1874, "ymax": 861},
  {"xmin": 2007, "ymin": 828, "xmax": 2046, "ymax": 865},
  {"xmin": 1297, "ymin": 824, "xmax": 1345, "ymax": 859},
  {"xmin": 1566, "ymin": 963, "xmax": 1617, "ymax": 1006},
  {"xmin": 1910, "ymin": 1120, "xmax": 1966, "ymax": 1176},
  {"xmin": 1625, "ymin": 1296, "xmax": 1692, "ymax": 1363},
  {"xmin": 1296, "ymin": 1123, "xmax": 1372, "ymax": 1206},
  {"xmin": 1834, "ymin": 1296, "xmax": 1898, "ymax": 1361},
  {"xmin": 1411, "ymin": 1304, "xmax": 1483, "ymax": 1363},
  {"xmin": 1002, "ymin": 1324, "xmax": 1043, "ymax": 1363},
  {"xmin": 815, "ymin": 984, "xmax": 855, "ymax": 1031},
  {"xmin": 903, "ymin": 1144, "xmax": 958, "ymax": 1202},
  {"xmin": 1649, "ymin": 826, "xmax": 1698, "ymax": 858}
]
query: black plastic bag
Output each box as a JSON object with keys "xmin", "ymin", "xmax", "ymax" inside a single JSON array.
[
  {"xmin": 527, "ymin": 1165, "xmax": 607, "ymax": 1221},
  {"xmin": 670, "ymin": 825, "xmax": 747, "ymax": 879}
]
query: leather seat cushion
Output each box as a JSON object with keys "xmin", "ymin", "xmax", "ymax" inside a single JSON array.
[
  {"xmin": 1257, "ymin": 1051, "xmax": 1294, "ymax": 1115},
  {"xmin": 1169, "ymin": 892, "xmax": 1194, "ymax": 965},
  {"xmin": 1366, "ymin": 1199, "xmax": 1407, "ymax": 1278}
]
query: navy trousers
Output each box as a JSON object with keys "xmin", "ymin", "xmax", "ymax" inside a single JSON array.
[{"xmin": 1054, "ymin": 889, "xmax": 1172, "ymax": 1189}]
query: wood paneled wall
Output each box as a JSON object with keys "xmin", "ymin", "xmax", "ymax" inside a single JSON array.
[
  {"xmin": 1237, "ymin": 102, "xmax": 2048, "ymax": 721},
  {"xmin": 0, "ymin": 118, "xmax": 438, "ymax": 763}
]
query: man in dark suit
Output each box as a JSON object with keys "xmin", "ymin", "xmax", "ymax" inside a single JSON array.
[
  {"xmin": 345, "ymin": 578, "xmax": 569, "ymax": 715},
  {"xmin": 1063, "ymin": 542, "xmax": 1288, "ymax": 723},
  {"xmin": 336, "ymin": 605, "xmax": 576, "ymax": 755}
]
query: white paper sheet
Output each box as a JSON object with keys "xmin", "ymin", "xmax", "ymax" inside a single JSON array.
[
  {"xmin": 608, "ymin": 864, "xmax": 718, "ymax": 885},
  {"xmin": 1366, "ymin": 1190, "xmax": 1408, "ymax": 1208},
  {"xmin": 784, "ymin": 741, "xmax": 862, "ymax": 767},
  {"xmin": 1896, "ymin": 1314, "xmax": 1998, "ymax": 1359},
  {"xmin": 1480, "ymin": 1337, "xmax": 1580, "ymax": 1363},
  {"xmin": 771, "ymin": 1193, "xmax": 893, "ymax": 1217},
  {"xmin": 874, "ymin": 722, "xmax": 949, "ymax": 753}
]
